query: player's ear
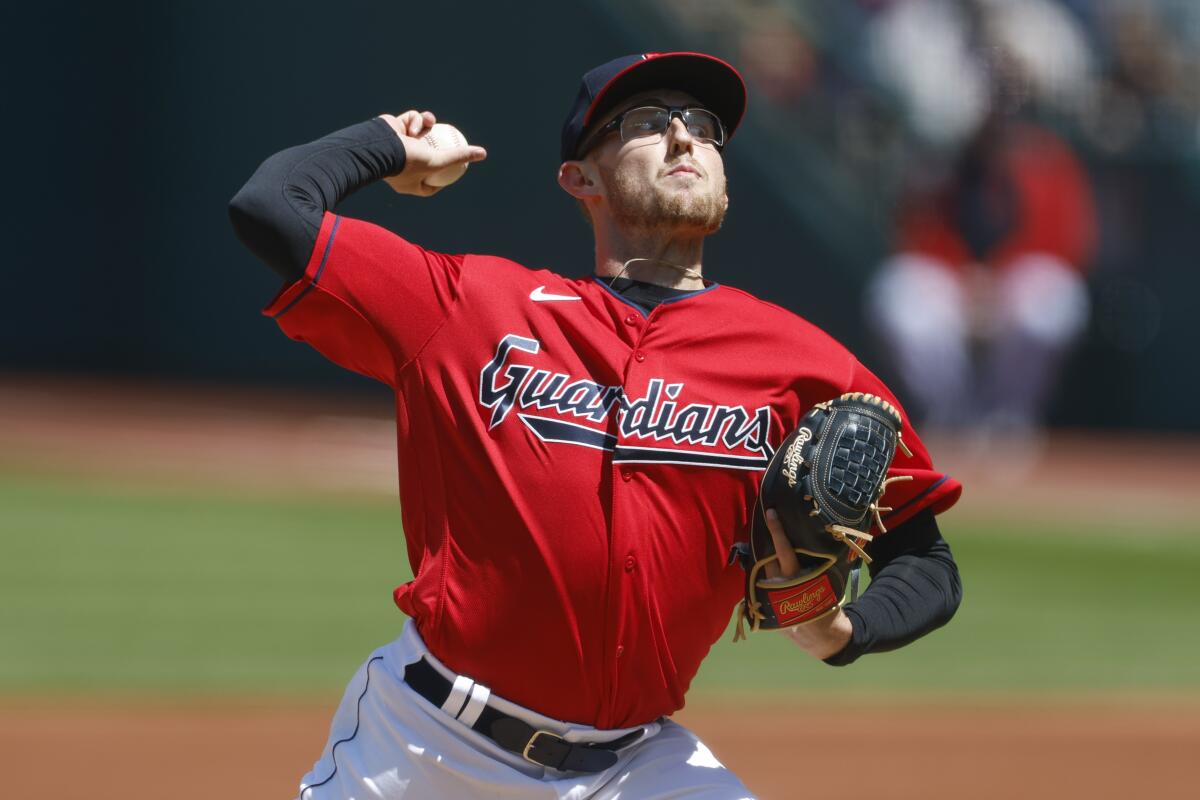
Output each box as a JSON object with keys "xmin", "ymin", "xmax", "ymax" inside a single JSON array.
[{"xmin": 557, "ymin": 160, "xmax": 602, "ymax": 200}]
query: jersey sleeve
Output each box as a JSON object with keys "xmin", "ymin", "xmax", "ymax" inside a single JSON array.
[
  {"xmin": 843, "ymin": 357, "xmax": 963, "ymax": 531},
  {"xmin": 261, "ymin": 212, "xmax": 464, "ymax": 386}
]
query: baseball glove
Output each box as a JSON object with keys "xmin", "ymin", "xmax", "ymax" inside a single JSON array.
[{"xmin": 733, "ymin": 393, "xmax": 912, "ymax": 641}]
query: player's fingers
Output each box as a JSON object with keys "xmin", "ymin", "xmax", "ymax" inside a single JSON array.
[
  {"xmin": 766, "ymin": 509, "xmax": 802, "ymax": 578},
  {"xmin": 378, "ymin": 113, "xmax": 410, "ymax": 140},
  {"xmin": 762, "ymin": 547, "xmax": 779, "ymax": 580},
  {"xmin": 422, "ymin": 110, "xmax": 437, "ymax": 129}
]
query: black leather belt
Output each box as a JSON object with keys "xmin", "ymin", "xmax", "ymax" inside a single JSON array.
[{"xmin": 404, "ymin": 657, "xmax": 644, "ymax": 773}]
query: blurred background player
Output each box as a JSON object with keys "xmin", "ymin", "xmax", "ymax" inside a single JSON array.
[
  {"xmin": 861, "ymin": 0, "xmax": 1100, "ymax": 452},
  {"xmin": 865, "ymin": 104, "xmax": 1097, "ymax": 439}
]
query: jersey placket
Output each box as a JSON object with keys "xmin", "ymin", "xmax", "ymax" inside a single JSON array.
[{"xmin": 604, "ymin": 306, "xmax": 655, "ymax": 725}]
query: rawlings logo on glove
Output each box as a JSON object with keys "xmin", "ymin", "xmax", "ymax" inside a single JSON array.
[
  {"xmin": 779, "ymin": 429, "xmax": 810, "ymax": 488},
  {"xmin": 733, "ymin": 393, "xmax": 912, "ymax": 640}
]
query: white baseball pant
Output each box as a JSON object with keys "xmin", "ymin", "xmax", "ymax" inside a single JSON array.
[{"xmin": 298, "ymin": 621, "xmax": 756, "ymax": 799}]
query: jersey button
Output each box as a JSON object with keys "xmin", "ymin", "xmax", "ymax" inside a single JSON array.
[
  {"xmin": 616, "ymin": 645, "xmax": 625, "ymax": 658},
  {"xmin": 624, "ymin": 314, "xmax": 638, "ymax": 326},
  {"xmin": 633, "ymin": 350, "xmax": 646, "ymax": 362},
  {"xmin": 624, "ymin": 555, "xmax": 637, "ymax": 572},
  {"xmin": 621, "ymin": 470, "xmax": 632, "ymax": 482}
]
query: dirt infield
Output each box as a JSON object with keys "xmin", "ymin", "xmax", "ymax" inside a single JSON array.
[{"xmin": 2, "ymin": 699, "xmax": 1195, "ymax": 799}]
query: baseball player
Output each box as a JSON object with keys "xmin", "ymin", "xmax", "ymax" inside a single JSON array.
[
  {"xmin": 230, "ymin": 52, "xmax": 963, "ymax": 799},
  {"xmin": 867, "ymin": 111, "xmax": 1096, "ymax": 435}
]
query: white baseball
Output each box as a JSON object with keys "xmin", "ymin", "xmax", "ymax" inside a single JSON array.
[{"xmin": 421, "ymin": 123, "xmax": 470, "ymax": 187}]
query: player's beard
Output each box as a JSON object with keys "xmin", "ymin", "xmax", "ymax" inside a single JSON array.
[{"xmin": 601, "ymin": 162, "xmax": 727, "ymax": 235}]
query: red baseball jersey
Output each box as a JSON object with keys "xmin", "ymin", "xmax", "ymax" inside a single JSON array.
[{"xmin": 264, "ymin": 212, "xmax": 961, "ymax": 729}]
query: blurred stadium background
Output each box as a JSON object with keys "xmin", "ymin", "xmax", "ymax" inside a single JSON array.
[{"xmin": 3, "ymin": 1, "xmax": 1198, "ymax": 798}]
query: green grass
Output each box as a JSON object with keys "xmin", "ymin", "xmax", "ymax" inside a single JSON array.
[
  {"xmin": 3, "ymin": 472, "xmax": 1198, "ymax": 698},
  {"xmin": 0, "ymin": 476, "xmax": 410, "ymax": 694}
]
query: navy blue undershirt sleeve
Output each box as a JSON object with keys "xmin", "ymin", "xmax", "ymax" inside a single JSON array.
[
  {"xmin": 823, "ymin": 508, "xmax": 962, "ymax": 666},
  {"xmin": 228, "ymin": 117, "xmax": 406, "ymax": 282}
]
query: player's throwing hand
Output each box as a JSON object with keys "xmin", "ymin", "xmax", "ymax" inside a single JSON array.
[{"xmin": 378, "ymin": 110, "xmax": 487, "ymax": 196}]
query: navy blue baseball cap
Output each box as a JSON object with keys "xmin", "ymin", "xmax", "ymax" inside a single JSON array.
[{"xmin": 560, "ymin": 52, "xmax": 747, "ymax": 162}]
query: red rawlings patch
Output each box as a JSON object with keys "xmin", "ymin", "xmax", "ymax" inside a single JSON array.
[{"xmin": 766, "ymin": 575, "xmax": 837, "ymax": 625}]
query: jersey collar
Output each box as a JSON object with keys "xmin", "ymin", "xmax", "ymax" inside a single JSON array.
[{"xmin": 589, "ymin": 274, "xmax": 721, "ymax": 318}]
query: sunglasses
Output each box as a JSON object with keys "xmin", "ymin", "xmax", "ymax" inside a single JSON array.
[{"xmin": 580, "ymin": 105, "xmax": 727, "ymax": 156}]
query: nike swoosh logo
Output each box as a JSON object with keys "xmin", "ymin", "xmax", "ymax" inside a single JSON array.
[{"xmin": 530, "ymin": 285, "xmax": 581, "ymax": 302}]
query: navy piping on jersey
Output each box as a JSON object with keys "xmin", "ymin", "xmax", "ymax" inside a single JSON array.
[
  {"xmin": 589, "ymin": 274, "xmax": 720, "ymax": 318},
  {"xmin": 274, "ymin": 215, "xmax": 343, "ymax": 319},
  {"xmin": 655, "ymin": 281, "xmax": 720, "ymax": 305},
  {"xmin": 882, "ymin": 475, "xmax": 950, "ymax": 521},
  {"xmin": 298, "ymin": 654, "xmax": 383, "ymax": 798}
]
